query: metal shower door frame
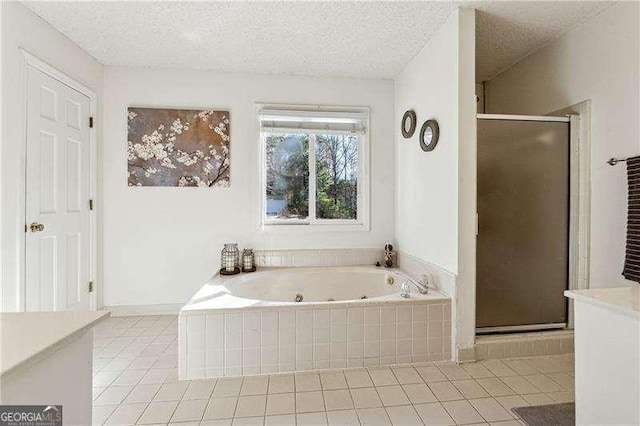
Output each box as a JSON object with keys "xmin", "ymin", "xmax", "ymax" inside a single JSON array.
[{"xmin": 475, "ymin": 113, "xmax": 572, "ymax": 334}]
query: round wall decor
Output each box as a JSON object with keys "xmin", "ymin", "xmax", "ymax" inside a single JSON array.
[
  {"xmin": 401, "ymin": 110, "xmax": 417, "ymax": 138},
  {"xmin": 419, "ymin": 119, "xmax": 439, "ymax": 152}
]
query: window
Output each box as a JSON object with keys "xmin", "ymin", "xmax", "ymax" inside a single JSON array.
[{"xmin": 260, "ymin": 106, "xmax": 369, "ymax": 228}]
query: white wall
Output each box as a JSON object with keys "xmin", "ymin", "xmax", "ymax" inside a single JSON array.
[
  {"xmin": 394, "ymin": 10, "xmax": 460, "ymax": 274},
  {"xmin": 485, "ymin": 1, "xmax": 640, "ymax": 289},
  {"xmin": 102, "ymin": 67, "xmax": 394, "ymax": 307},
  {"xmin": 394, "ymin": 8, "xmax": 477, "ymax": 359},
  {"xmin": 456, "ymin": 8, "xmax": 478, "ymax": 358},
  {"xmin": 0, "ymin": 2, "xmax": 103, "ymax": 311}
]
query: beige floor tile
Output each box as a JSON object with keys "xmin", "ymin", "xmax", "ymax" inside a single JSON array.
[
  {"xmin": 357, "ymin": 407, "xmax": 391, "ymax": 425},
  {"xmin": 266, "ymin": 393, "xmax": 295, "ymax": 416},
  {"xmin": 139, "ymin": 368, "xmax": 174, "ymax": 385},
  {"xmin": 213, "ymin": 378, "xmax": 243, "ymax": 398},
  {"xmin": 469, "ymin": 397, "xmax": 514, "ymax": 422},
  {"xmin": 241, "ymin": 376, "xmax": 269, "ymax": 395},
  {"xmin": 323, "ymin": 389, "xmax": 354, "ymax": 411},
  {"xmin": 502, "ymin": 359, "xmax": 539, "ymax": 376},
  {"xmin": 461, "ymin": 363, "xmax": 495, "ymax": 379},
  {"xmin": 93, "ymin": 386, "xmax": 107, "ymax": 401},
  {"xmin": 391, "ymin": 366, "xmax": 423, "ymax": 384},
  {"xmin": 319, "ymin": 370, "xmax": 348, "ymax": 390},
  {"xmin": 452, "ymin": 379, "xmax": 491, "ymax": 399},
  {"xmin": 489, "ymin": 420, "xmax": 522, "ymax": 426},
  {"xmin": 201, "ymin": 420, "xmax": 233, "ymax": 426},
  {"xmin": 428, "ymin": 381, "xmax": 464, "ymax": 402},
  {"xmin": 522, "ymin": 374, "xmax": 563, "ymax": 393},
  {"xmin": 101, "ymin": 356, "xmax": 135, "ymax": 372},
  {"xmin": 296, "ymin": 391, "xmax": 325, "ymax": 413},
  {"xmin": 94, "ymin": 385, "xmax": 134, "ymax": 406},
  {"xmin": 269, "ymin": 375, "xmax": 294, "ymax": 394},
  {"xmin": 344, "ymin": 369, "xmax": 374, "ymax": 388},
  {"xmin": 326, "ymin": 409, "xmax": 359, "ymax": 425},
  {"xmin": 545, "ymin": 372, "xmax": 574, "ymax": 390},
  {"xmin": 153, "ymin": 354, "xmax": 178, "ymax": 369},
  {"xmin": 296, "ymin": 372, "xmax": 322, "ymax": 392},
  {"xmin": 265, "ymin": 414, "xmax": 295, "ymax": 425},
  {"xmin": 128, "ymin": 356, "xmax": 159, "ymax": 370},
  {"xmin": 153, "ymin": 381, "xmax": 189, "ymax": 401},
  {"xmin": 414, "ymin": 402, "xmax": 455, "ymax": 425},
  {"xmin": 235, "ymin": 395, "xmax": 267, "ymax": 418},
  {"xmin": 385, "ymin": 405, "xmax": 423, "ymax": 425},
  {"xmin": 265, "ymin": 414, "xmax": 296, "ymax": 426},
  {"xmin": 112, "ymin": 369, "xmax": 147, "ymax": 386},
  {"xmin": 376, "ymin": 385, "xmax": 410, "ymax": 407},
  {"xmin": 123, "ymin": 383, "xmax": 161, "ymax": 404},
  {"xmin": 183, "ymin": 380, "xmax": 216, "ymax": 400},
  {"xmin": 138, "ymin": 400, "xmax": 179, "ymax": 424},
  {"xmin": 532, "ymin": 355, "xmax": 574, "ymax": 374},
  {"xmin": 232, "ymin": 416, "xmax": 264, "ymax": 426},
  {"xmin": 203, "ymin": 397, "xmax": 238, "ymax": 420},
  {"xmin": 500, "ymin": 376, "xmax": 540, "ymax": 395},
  {"xmin": 93, "ymin": 405, "xmax": 117, "ymax": 425},
  {"xmin": 494, "ymin": 395, "xmax": 529, "ymax": 411},
  {"xmin": 368, "ymin": 367, "xmax": 399, "ymax": 386},
  {"xmin": 297, "ymin": 412, "xmax": 327, "ymax": 425},
  {"xmin": 546, "ymin": 391, "xmax": 574, "ymax": 403},
  {"xmin": 104, "ymin": 402, "xmax": 147, "ymax": 425},
  {"xmin": 350, "ymin": 387, "xmax": 382, "ymax": 409},
  {"xmin": 94, "ymin": 371, "xmax": 121, "ymax": 387},
  {"xmin": 171, "ymin": 398, "xmax": 208, "ymax": 422},
  {"xmin": 402, "ymin": 383, "xmax": 438, "ymax": 404},
  {"xmin": 439, "ymin": 364, "xmax": 473, "ymax": 381},
  {"xmin": 92, "ymin": 316, "xmax": 576, "ymax": 426},
  {"xmin": 520, "ymin": 393, "xmax": 554, "ymax": 406},
  {"xmin": 481, "ymin": 360, "xmax": 518, "ymax": 377},
  {"xmin": 415, "ymin": 365, "xmax": 448, "ymax": 383},
  {"xmin": 476, "ymin": 378, "xmax": 516, "ymax": 397},
  {"xmin": 442, "ymin": 400, "xmax": 485, "ymax": 424},
  {"xmin": 164, "ymin": 369, "xmax": 180, "ymax": 384}
]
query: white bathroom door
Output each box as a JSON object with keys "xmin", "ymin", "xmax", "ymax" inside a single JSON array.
[{"xmin": 25, "ymin": 64, "xmax": 92, "ymax": 311}]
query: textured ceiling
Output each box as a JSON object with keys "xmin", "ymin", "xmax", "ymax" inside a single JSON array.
[
  {"xmin": 23, "ymin": 1, "xmax": 614, "ymax": 81},
  {"xmin": 472, "ymin": 1, "xmax": 614, "ymax": 81}
]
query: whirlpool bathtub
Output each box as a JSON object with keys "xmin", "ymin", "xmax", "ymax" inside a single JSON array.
[{"xmin": 179, "ymin": 266, "xmax": 451, "ymax": 379}]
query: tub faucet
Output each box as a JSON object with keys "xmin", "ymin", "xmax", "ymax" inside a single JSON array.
[{"xmin": 412, "ymin": 280, "xmax": 429, "ymax": 294}]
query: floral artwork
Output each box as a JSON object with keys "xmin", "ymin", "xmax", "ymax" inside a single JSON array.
[{"xmin": 127, "ymin": 107, "xmax": 230, "ymax": 187}]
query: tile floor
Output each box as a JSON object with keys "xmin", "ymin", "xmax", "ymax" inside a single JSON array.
[{"xmin": 92, "ymin": 315, "xmax": 575, "ymax": 425}]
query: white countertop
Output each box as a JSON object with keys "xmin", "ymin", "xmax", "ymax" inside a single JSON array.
[
  {"xmin": 0, "ymin": 310, "xmax": 110, "ymax": 377},
  {"xmin": 565, "ymin": 286, "xmax": 640, "ymax": 319}
]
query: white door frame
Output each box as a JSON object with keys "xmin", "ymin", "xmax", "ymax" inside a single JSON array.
[{"xmin": 18, "ymin": 50, "xmax": 98, "ymax": 311}]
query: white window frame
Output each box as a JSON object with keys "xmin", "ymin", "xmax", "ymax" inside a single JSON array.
[{"xmin": 258, "ymin": 104, "xmax": 370, "ymax": 232}]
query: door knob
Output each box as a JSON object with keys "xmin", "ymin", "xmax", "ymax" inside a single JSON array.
[{"xmin": 29, "ymin": 222, "xmax": 45, "ymax": 232}]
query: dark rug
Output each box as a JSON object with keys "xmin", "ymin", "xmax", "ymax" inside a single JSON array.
[{"xmin": 512, "ymin": 403, "xmax": 575, "ymax": 426}]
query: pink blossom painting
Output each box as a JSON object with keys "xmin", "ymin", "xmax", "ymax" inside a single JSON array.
[{"xmin": 127, "ymin": 107, "xmax": 230, "ymax": 187}]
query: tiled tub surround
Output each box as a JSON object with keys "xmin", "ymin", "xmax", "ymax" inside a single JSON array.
[
  {"xmin": 253, "ymin": 249, "xmax": 383, "ymax": 269},
  {"xmin": 179, "ymin": 267, "xmax": 452, "ymax": 379}
]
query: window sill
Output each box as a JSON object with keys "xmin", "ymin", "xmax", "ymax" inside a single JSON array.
[{"xmin": 261, "ymin": 222, "xmax": 370, "ymax": 233}]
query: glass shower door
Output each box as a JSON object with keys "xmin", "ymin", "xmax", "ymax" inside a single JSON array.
[{"xmin": 476, "ymin": 117, "xmax": 570, "ymax": 331}]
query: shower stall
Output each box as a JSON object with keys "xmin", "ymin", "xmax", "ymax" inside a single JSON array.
[{"xmin": 476, "ymin": 114, "xmax": 570, "ymax": 333}]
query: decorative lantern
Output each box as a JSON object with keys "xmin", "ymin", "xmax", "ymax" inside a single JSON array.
[
  {"xmin": 220, "ymin": 243, "xmax": 240, "ymax": 275},
  {"xmin": 242, "ymin": 249, "xmax": 256, "ymax": 272}
]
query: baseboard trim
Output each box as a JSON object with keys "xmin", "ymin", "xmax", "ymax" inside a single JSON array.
[{"xmin": 104, "ymin": 303, "xmax": 183, "ymax": 317}]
